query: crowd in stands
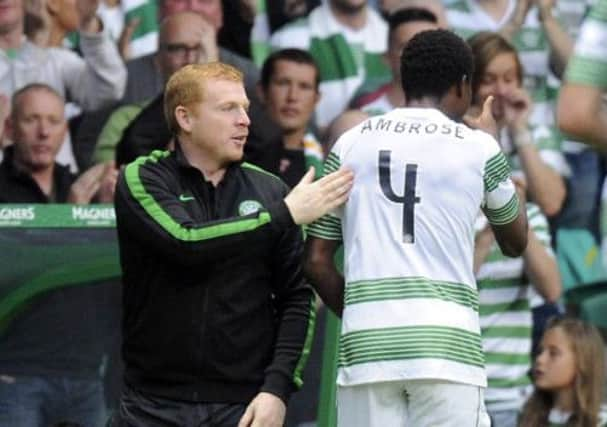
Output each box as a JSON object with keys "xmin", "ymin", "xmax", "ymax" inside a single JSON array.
[{"xmin": 0, "ymin": 0, "xmax": 606, "ymax": 425}]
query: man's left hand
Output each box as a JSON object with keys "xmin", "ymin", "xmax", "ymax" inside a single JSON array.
[{"xmin": 237, "ymin": 392, "xmax": 286, "ymax": 427}]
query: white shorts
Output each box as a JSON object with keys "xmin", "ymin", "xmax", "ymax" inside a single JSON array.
[{"xmin": 337, "ymin": 379, "xmax": 491, "ymax": 427}]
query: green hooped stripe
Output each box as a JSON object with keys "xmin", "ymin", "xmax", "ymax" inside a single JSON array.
[
  {"xmin": 566, "ymin": 56, "xmax": 607, "ymax": 87},
  {"xmin": 339, "ymin": 325, "xmax": 484, "ymax": 368},
  {"xmin": 487, "ymin": 376, "xmax": 531, "ymax": 389},
  {"xmin": 485, "ymin": 194, "xmax": 520, "ymax": 225},
  {"xmin": 479, "ymin": 297, "xmax": 529, "ymax": 316},
  {"xmin": 480, "ymin": 325, "xmax": 530, "ymax": 338},
  {"xmin": 345, "ymin": 277, "xmax": 479, "ymax": 311},
  {"xmin": 484, "ymin": 351, "xmax": 530, "ymax": 366},
  {"xmin": 323, "ymin": 152, "xmax": 341, "ymax": 175},
  {"xmin": 293, "ymin": 296, "xmax": 317, "ymax": 388},
  {"xmin": 308, "ymin": 215, "xmax": 342, "ymax": 240},
  {"xmin": 484, "ymin": 152, "xmax": 512, "ymax": 193},
  {"xmin": 125, "ymin": 152, "xmax": 272, "ymax": 241}
]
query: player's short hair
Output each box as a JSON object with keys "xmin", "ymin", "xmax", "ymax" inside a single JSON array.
[
  {"xmin": 467, "ymin": 32, "xmax": 524, "ymax": 103},
  {"xmin": 164, "ymin": 62, "xmax": 243, "ymax": 134},
  {"xmin": 400, "ymin": 29, "xmax": 474, "ymax": 101},
  {"xmin": 260, "ymin": 48, "xmax": 320, "ymax": 91},
  {"xmin": 387, "ymin": 7, "xmax": 437, "ymax": 43},
  {"xmin": 11, "ymin": 83, "xmax": 64, "ymax": 119}
]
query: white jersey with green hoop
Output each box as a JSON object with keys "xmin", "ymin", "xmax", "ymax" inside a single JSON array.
[
  {"xmin": 478, "ymin": 203, "xmax": 552, "ymax": 410},
  {"xmin": 308, "ymin": 107, "xmax": 519, "ymax": 388}
]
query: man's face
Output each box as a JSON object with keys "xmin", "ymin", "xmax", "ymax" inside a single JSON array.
[
  {"xmin": 157, "ymin": 15, "xmax": 209, "ymax": 82},
  {"xmin": 160, "ymin": 0, "xmax": 223, "ymax": 30},
  {"xmin": 11, "ymin": 89, "xmax": 67, "ymax": 172},
  {"xmin": 185, "ymin": 79, "xmax": 250, "ymax": 167},
  {"xmin": 534, "ymin": 327, "xmax": 577, "ymax": 392},
  {"xmin": 476, "ymin": 52, "xmax": 520, "ymax": 122},
  {"xmin": 388, "ymin": 21, "xmax": 438, "ymax": 81},
  {"xmin": 0, "ymin": 0, "xmax": 23, "ymax": 33},
  {"xmin": 262, "ymin": 60, "xmax": 319, "ymax": 135}
]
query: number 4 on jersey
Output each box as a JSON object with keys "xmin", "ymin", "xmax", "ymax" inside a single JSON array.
[{"xmin": 378, "ymin": 150, "xmax": 420, "ymax": 244}]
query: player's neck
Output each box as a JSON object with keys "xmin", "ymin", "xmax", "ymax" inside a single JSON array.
[
  {"xmin": 405, "ymin": 97, "xmax": 441, "ymax": 110},
  {"xmin": 388, "ymin": 82, "xmax": 405, "ymax": 108}
]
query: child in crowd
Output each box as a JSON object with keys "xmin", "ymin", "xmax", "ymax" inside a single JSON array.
[{"xmin": 519, "ymin": 317, "xmax": 606, "ymax": 427}]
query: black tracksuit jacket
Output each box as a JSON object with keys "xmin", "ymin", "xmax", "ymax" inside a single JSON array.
[{"xmin": 114, "ymin": 145, "xmax": 316, "ymax": 404}]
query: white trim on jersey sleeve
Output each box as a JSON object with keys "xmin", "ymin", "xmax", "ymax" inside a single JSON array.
[{"xmin": 482, "ymin": 137, "xmax": 520, "ymax": 225}]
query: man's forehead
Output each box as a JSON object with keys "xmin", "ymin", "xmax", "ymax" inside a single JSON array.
[
  {"xmin": 160, "ymin": 15, "xmax": 205, "ymax": 41},
  {"xmin": 203, "ymin": 79, "xmax": 247, "ymax": 99},
  {"xmin": 272, "ymin": 60, "xmax": 317, "ymax": 81},
  {"xmin": 16, "ymin": 89, "xmax": 64, "ymax": 112}
]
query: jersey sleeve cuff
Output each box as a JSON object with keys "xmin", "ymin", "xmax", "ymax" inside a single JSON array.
[{"xmin": 485, "ymin": 193, "xmax": 520, "ymax": 225}]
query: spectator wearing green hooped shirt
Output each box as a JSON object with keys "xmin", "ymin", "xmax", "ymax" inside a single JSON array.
[
  {"xmin": 474, "ymin": 202, "xmax": 561, "ymax": 427},
  {"xmin": 257, "ymin": 48, "xmax": 324, "ymax": 187},
  {"xmin": 269, "ymin": 0, "xmax": 391, "ymax": 134}
]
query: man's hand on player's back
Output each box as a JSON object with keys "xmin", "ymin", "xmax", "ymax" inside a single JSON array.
[{"xmin": 285, "ymin": 167, "xmax": 354, "ymax": 225}]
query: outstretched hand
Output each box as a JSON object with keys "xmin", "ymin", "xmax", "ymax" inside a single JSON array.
[
  {"xmin": 463, "ymin": 95, "xmax": 498, "ymax": 139},
  {"xmin": 284, "ymin": 167, "xmax": 354, "ymax": 225}
]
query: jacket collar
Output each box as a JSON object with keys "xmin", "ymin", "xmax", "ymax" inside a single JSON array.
[{"xmin": 173, "ymin": 139, "xmax": 242, "ymax": 181}]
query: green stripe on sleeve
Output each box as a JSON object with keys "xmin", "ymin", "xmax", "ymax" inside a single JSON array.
[
  {"xmin": 292, "ymin": 296, "xmax": 317, "ymax": 388},
  {"xmin": 308, "ymin": 215, "xmax": 342, "ymax": 240},
  {"xmin": 484, "ymin": 152, "xmax": 512, "ymax": 193},
  {"xmin": 125, "ymin": 152, "xmax": 272, "ymax": 241},
  {"xmin": 565, "ymin": 56, "xmax": 607, "ymax": 88},
  {"xmin": 485, "ymin": 194, "xmax": 520, "ymax": 225}
]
